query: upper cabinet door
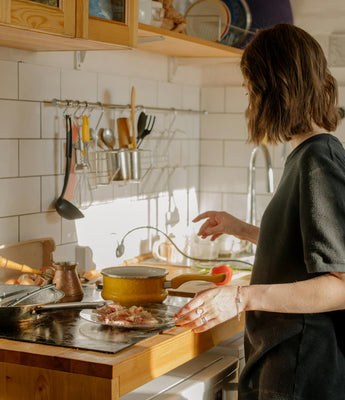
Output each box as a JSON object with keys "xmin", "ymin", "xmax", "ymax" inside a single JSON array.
[
  {"xmin": 1, "ymin": 0, "xmax": 75, "ymax": 37},
  {"xmin": 76, "ymin": 0, "xmax": 137, "ymax": 48}
]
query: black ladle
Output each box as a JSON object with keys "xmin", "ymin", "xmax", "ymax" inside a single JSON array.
[{"xmin": 55, "ymin": 115, "xmax": 84, "ymax": 220}]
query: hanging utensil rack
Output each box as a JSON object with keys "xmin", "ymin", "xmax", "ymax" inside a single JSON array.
[
  {"xmin": 49, "ymin": 99, "xmax": 206, "ymax": 189},
  {"xmin": 47, "ymin": 99, "xmax": 208, "ymax": 115}
]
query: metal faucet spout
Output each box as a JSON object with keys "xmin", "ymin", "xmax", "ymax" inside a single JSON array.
[{"xmin": 246, "ymin": 144, "xmax": 274, "ymax": 227}]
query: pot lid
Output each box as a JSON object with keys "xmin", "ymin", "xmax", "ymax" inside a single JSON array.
[{"xmin": 101, "ymin": 266, "xmax": 169, "ymax": 279}]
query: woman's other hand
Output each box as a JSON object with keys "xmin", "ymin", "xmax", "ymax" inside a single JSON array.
[
  {"xmin": 174, "ymin": 285, "xmax": 243, "ymax": 333},
  {"xmin": 193, "ymin": 211, "xmax": 258, "ymax": 243}
]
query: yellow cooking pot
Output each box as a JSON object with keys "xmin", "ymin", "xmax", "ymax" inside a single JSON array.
[{"xmin": 101, "ymin": 266, "xmax": 226, "ymax": 305}]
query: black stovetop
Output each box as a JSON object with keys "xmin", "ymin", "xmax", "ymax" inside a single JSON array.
[{"xmin": 0, "ymin": 288, "xmax": 186, "ymax": 354}]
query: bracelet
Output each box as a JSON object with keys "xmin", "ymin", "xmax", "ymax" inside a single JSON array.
[{"xmin": 235, "ymin": 286, "xmax": 242, "ymax": 321}]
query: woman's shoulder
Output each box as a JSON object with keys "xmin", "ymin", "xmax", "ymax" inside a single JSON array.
[
  {"xmin": 295, "ymin": 134, "xmax": 343, "ymax": 159},
  {"xmin": 297, "ymin": 134, "xmax": 345, "ymax": 173}
]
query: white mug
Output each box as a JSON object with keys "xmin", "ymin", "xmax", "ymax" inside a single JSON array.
[{"xmin": 152, "ymin": 238, "xmax": 182, "ymax": 264}]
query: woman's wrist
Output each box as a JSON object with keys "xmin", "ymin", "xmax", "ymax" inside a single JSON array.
[{"xmin": 238, "ymin": 285, "xmax": 251, "ymax": 314}]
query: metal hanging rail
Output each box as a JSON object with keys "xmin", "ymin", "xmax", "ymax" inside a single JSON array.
[{"xmin": 47, "ymin": 99, "xmax": 207, "ymax": 115}]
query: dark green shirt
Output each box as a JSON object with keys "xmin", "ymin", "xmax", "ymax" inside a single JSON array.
[{"xmin": 239, "ymin": 134, "xmax": 345, "ymax": 400}]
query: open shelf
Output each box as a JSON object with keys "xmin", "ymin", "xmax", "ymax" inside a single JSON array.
[{"xmin": 137, "ymin": 23, "xmax": 243, "ymax": 58}]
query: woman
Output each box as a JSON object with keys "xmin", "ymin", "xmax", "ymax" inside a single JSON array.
[{"xmin": 174, "ymin": 23, "xmax": 345, "ymax": 400}]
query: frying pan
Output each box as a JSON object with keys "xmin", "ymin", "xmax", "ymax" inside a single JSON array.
[
  {"xmin": 101, "ymin": 266, "xmax": 227, "ymax": 305},
  {"xmin": 0, "ymin": 299, "xmax": 107, "ymax": 330}
]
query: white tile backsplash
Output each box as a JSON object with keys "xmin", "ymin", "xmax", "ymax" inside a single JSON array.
[
  {"xmin": 199, "ymin": 192, "xmax": 222, "ymax": 214},
  {"xmin": 19, "ymin": 212, "xmax": 61, "ymax": 244},
  {"xmin": 200, "ymin": 113, "xmax": 247, "ymax": 140},
  {"xmin": 0, "ymin": 140, "xmax": 19, "ymax": 178},
  {"xmin": 158, "ymin": 82, "xmax": 182, "ymax": 109},
  {"xmin": 19, "ymin": 63, "xmax": 60, "ymax": 101},
  {"xmin": 131, "ymin": 78, "xmax": 158, "ymax": 108},
  {"xmin": 0, "ymin": 216, "xmax": 19, "ymax": 244},
  {"xmin": 61, "ymin": 69, "xmax": 98, "ymax": 102},
  {"xmin": 200, "ymin": 166, "xmax": 247, "ymax": 193},
  {"xmin": 225, "ymin": 86, "xmax": 248, "ymax": 113},
  {"xmin": 182, "ymin": 86, "xmax": 200, "ymax": 110},
  {"xmin": 0, "ymin": 177, "xmax": 40, "ymax": 217},
  {"xmin": 19, "ymin": 139, "xmax": 62, "ymax": 176},
  {"xmin": 54, "ymin": 243, "xmax": 78, "ymax": 263},
  {"xmin": 0, "ymin": 60, "xmax": 18, "ymax": 99},
  {"xmin": 222, "ymin": 193, "xmax": 248, "ymax": 221},
  {"xmin": 61, "ymin": 218, "xmax": 78, "ymax": 244},
  {"xmin": 41, "ymin": 104, "xmax": 63, "ymax": 139},
  {"xmin": 41, "ymin": 175, "xmax": 62, "ymax": 212},
  {"xmin": 201, "ymin": 87, "xmax": 225, "ymax": 113},
  {"xmin": 0, "ymin": 100, "xmax": 40, "ymax": 139},
  {"xmin": 200, "ymin": 140, "xmax": 223, "ymax": 166},
  {"xmin": 0, "ymin": 47, "xmax": 343, "ymax": 267},
  {"xmin": 224, "ymin": 140, "xmax": 251, "ymax": 167},
  {"xmin": 98, "ymin": 73, "xmax": 130, "ymax": 105},
  {"xmin": 181, "ymin": 139, "xmax": 199, "ymax": 166}
]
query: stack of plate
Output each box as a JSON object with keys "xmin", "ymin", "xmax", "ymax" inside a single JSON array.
[{"xmin": 185, "ymin": 0, "xmax": 251, "ymax": 47}]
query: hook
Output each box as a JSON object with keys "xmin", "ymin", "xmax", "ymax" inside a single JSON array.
[
  {"xmin": 72, "ymin": 101, "xmax": 81, "ymax": 118},
  {"xmin": 62, "ymin": 100, "xmax": 72, "ymax": 116},
  {"xmin": 95, "ymin": 103, "xmax": 104, "ymax": 131}
]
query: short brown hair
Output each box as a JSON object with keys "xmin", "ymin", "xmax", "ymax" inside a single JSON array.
[{"xmin": 240, "ymin": 23, "xmax": 340, "ymax": 145}]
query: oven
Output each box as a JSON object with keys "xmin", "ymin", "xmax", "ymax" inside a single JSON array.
[{"xmin": 120, "ymin": 332, "xmax": 244, "ymax": 400}]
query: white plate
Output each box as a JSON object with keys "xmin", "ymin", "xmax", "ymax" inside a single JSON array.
[
  {"xmin": 80, "ymin": 303, "xmax": 177, "ymax": 330},
  {"xmin": 185, "ymin": 0, "xmax": 230, "ymax": 42},
  {"xmin": 220, "ymin": 0, "xmax": 251, "ymax": 47}
]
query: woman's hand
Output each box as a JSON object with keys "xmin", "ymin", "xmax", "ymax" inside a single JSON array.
[
  {"xmin": 193, "ymin": 211, "xmax": 259, "ymax": 244},
  {"xmin": 174, "ymin": 285, "xmax": 242, "ymax": 333}
]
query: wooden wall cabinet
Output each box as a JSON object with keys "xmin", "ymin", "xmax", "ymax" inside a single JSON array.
[
  {"xmin": 0, "ymin": 0, "xmax": 75, "ymax": 36},
  {"xmin": 0, "ymin": 0, "xmax": 136, "ymax": 51},
  {"xmin": 0, "ymin": 0, "xmax": 242, "ymax": 57}
]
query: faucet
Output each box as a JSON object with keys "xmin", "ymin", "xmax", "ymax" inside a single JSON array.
[
  {"xmin": 242, "ymin": 144, "xmax": 274, "ymax": 255},
  {"xmin": 247, "ymin": 144, "xmax": 274, "ymax": 225}
]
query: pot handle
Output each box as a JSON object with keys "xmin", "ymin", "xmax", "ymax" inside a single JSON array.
[
  {"xmin": 164, "ymin": 273, "xmax": 226, "ymax": 289},
  {"xmin": 36, "ymin": 300, "xmax": 108, "ymax": 312}
]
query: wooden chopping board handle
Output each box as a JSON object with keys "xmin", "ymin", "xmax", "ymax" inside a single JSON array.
[
  {"xmin": 167, "ymin": 273, "xmax": 226, "ymax": 289},
  {"xmin": 0, "ymin": 256, "xmax": 43, "ymax": 275}
]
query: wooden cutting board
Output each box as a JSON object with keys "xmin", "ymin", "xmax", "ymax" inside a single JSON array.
[{"xmin": 0, "ymin": 238, "xmax": 55, "ymax": 283}]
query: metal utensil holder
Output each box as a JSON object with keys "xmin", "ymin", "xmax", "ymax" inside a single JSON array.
[
  {"xmin": 108, "ymin": 148, "xmax": 152, "ymax": 183},
  {"xmin": 91, "ymin": 148, "xmax": 152, "ymax": 185}
]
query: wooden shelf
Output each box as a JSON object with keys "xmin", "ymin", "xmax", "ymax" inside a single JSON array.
[{"xmin": 138, "ymin": 24, "xmax": 243, "ymax": 58}]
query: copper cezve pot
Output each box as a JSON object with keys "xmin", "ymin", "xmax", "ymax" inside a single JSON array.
[{"xmin": 101, "ymin": 266, "xmax": 226, "ymax": 305}]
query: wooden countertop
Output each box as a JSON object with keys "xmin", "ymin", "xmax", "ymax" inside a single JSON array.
[{"xmin": 0, "ymin": 263, "xmax": 249, "ymax": 400}]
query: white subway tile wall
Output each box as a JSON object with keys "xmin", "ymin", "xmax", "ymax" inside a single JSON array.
[
  {"xmin": 0, "ymin": 60, "xmax": 18, "ymax": 99},
  {"xmin": 0, "ymin": 49, "xmax": 201, "ymax": 269},
  {"xmin": 0, "ymin": 46, "xmax": 344, "ymax": 270}
]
